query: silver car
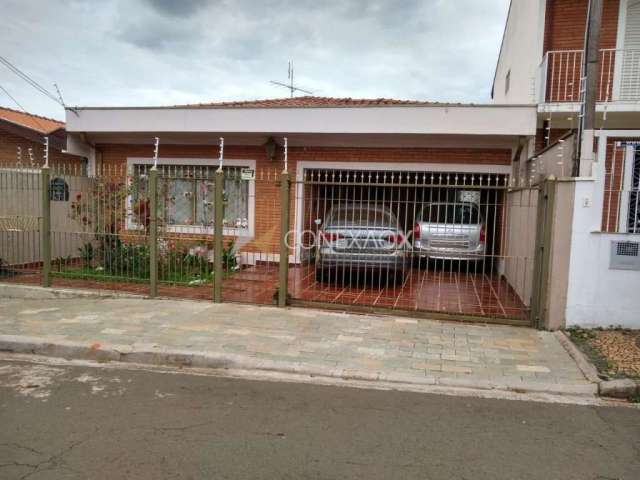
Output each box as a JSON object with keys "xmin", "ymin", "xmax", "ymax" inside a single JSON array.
[
  {"xmin": 315, "ymin": 204, "xmax": 408, "ymax": 282},
  {"xmin": 412, "ymin": 202, "xmax": 487, "ymax": 261}
]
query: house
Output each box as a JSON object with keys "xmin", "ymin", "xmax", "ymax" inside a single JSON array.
[
  {"xmin": 3, "ymin": 1, "xmax": 637, "ymax": 329},
  {"xmin": 0, "ymin": 106, "xmax": 83, "ymax": 167},
  {"xmin": 61, "ymin": 99, "xmax": 539, "ymax": 323},
  {"xmin": 492, "ymin": 0, "xmax": 640, "ymax": 328},
  {"xmin": 0, "ymin": 107, "xmax": 85, "ymax": 268}
]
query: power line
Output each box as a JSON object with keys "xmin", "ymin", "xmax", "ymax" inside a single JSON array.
[
  {"xmin": 0, "ymin": 82, "xmax": 50, "ymax": 135},
  {"xmin": 0, "ymin": 83, "xmax": 26, "ymax": 111},
  {"xmin": 0, "ymin": 55, "xmax": 63, "ymax": 106}
]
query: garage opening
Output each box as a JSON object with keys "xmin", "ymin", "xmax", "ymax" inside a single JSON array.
[{"xmin": 290, "ymin": 167, "xmax": 532, "ymax": 324}]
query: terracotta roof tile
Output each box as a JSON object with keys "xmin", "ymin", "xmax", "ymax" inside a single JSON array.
[
  {"xmin": 177, "ymin": 96, "xmax": 439, "ymax": 108},
  {"xmin": 0, "ymin": 106, "xmax": 64, "ymax": 134}
]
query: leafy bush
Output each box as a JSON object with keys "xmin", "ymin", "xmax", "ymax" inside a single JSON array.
[
  {"xmin": 104, "ymin": 240, "xmax": 150, "ymax": 279},
  {"xmin": 79, "ymin": 242, "xmax": 94, "ymax": 268}
]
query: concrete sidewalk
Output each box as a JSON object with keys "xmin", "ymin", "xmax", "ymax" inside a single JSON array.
[{"xmin": 0, "ymin": 286, "xmax": 596, "ymax": 397}]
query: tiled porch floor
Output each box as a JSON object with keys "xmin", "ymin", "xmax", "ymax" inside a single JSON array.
[
  {"xmin": 289, "ymin": 266, "xmax": 528, "ymax": 320},
  {"xmin": 1, "ymin": 263, "xmax": 528, "ymax": 322}
]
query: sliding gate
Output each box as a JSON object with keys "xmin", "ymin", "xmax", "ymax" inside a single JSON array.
[{"xmin": 289, "ymin": 168, "xmax": 538, "ymax": 324}]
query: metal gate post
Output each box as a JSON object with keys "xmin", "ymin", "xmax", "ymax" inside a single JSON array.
[
  {"xmin": 278, "ymin": 171, "xmax": 291, "ymax": 307},
  {"xmin": 530, "ymin": 175, "xmax": 557, "ymax": 329},
  {"xmin": 148, "ymin": 167, "xmax": 158, "ymax": 297},
  {"xmin": 40, "ymin": 166, "xmax": 51, "ymax": 287},
  {"xmin": 213, "ymin": 169, "xmax": 224, "ymax": 303}
]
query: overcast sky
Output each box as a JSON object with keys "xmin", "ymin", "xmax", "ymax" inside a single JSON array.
[{"xmin": 1, "ymin": 0, "xmax": 510, "ymax": 121}]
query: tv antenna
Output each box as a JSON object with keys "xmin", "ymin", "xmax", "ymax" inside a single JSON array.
[{"xmin": 270, "ymin": 61, "xmax": 313, "ymax": 98}]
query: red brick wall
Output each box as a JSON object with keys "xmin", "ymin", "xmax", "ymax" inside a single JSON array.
[
  {"xmin": 543, "ymin": 0, "xmax": 620, "ymax": 102},
  {"xmin": 0, "ymin": 128, "xmax": 83, "ymax": 168},
  {"xmin": 97, "ymin": 144, "xmax": 512, "ymax": 255},
  {"xmin": 535, "ymin": 128, "xmax": 572, "ymax": 153},
  {"xmin": 544, "ymin": 0, "xmax": 620, "ymax": 53}
]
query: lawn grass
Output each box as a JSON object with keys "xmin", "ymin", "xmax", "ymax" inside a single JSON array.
[{"xmin": 52, "ymin": 266, "xmax": 214, "ymax": 286}]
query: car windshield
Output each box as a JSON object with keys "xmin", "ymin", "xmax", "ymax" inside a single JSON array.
[
  {"xmin": 420, "ymin": 203, "xmax": 480, "ymax": 224},
  {"xmin": 327, "ymin": 206, "xmax": 397, "ymax": 228}
]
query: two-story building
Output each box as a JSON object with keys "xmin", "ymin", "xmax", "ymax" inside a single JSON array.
[{"xmin": 493, "ymin": 0, "xmax": 640, "ymax": 327}]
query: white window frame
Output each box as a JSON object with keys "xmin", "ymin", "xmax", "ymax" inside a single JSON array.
[{"xmin": 126, "ymin": 157, "xmax": 256, "ymax": 238}]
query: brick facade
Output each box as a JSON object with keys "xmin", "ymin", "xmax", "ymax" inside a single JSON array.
[
  {"xmin": 0, "ymin": 127, "xmax": 82, "ymax": 168},
  {"xmin": 543, "ymin": 0, "xmax": 621, "ymax": 102},
  {"xmin": 543, "ymin": 0, "xmax": 620, "ymax": 53},
  {"xmin": 97, "ymin": 144, "xmax": 512, "ymax": 255}
]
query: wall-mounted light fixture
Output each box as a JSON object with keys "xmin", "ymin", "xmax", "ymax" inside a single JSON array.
[{"xmin": 264, "ymin": 136, "xmax": 277, "ymax": 161}]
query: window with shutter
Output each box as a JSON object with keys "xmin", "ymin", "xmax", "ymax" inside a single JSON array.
[{"xmin": 620, "ymin": 0, "xmax": 640, "ymax": 100}]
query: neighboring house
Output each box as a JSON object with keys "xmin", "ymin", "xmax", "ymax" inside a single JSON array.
[
  {"xmin": 0, "ymin": 107, "xmax": 86, "ymax": 266},
  {"xmin": 492, "ymin": 0, "xmax": 640, "ymax": 327},
  {"xmin": 0, "ymin": 106, "xmax": 84, "ymax": 168}
]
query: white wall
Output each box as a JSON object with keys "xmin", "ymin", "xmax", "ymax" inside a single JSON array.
[
  {"xmin": 565, "ymin": 180, "xmax": 640, "ymax": 328},
  {"xmin": 492, "ymin": 0, "xmax": 546, "ymax": 104},
  {"xmin": 65, "ymin": 105, "xmax": 537, "ymax": 137}
]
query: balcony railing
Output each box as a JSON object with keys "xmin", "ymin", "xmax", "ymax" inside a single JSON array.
[{"xmin": 538, "ymin": 49, "xmax": 640, "ymax": 104}]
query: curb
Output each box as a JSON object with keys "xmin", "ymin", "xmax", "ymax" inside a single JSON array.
[
  {"xmin": 0, "ymin": 283, "xmax": 145, "ymax": 300},
  {"xmin": 0, "ymin": 335, "xmax": 598, "ymax": 398},
  {"xmin": 556, "ymin": 331, "xmax": 640, "ymax": 399}
]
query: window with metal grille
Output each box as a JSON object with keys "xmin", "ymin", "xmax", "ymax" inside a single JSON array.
[
  {"xmin": 49, "ymin": 177, "xmax": 69, "ymax": 201},
  {"xmin": 128, "ymin": 164, "xmax": 250, "ymax": 233},
  {"xmin": 617, "ymin": 241, "xmax": 639, "ymax": 257}
]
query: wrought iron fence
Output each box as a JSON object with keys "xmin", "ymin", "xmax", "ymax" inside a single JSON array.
[
  {"xmin": 289, "ymin": 169, "xmax": 535, "ymax": 323},
  {"xmin": 2, "ymin": 157, "xmax": 558, "ymax": 325},
  {"xmin": 0, "ymin": 161, "xmax": 43, "ymax": 279},
  {"xmin": 0, "ymin": 159, "xmax": 284, "ymax": 304}
]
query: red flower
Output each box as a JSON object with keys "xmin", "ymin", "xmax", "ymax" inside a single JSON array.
[{"xmin": 76, "ymin": 192, "xmax": 82, "ymax": 200}]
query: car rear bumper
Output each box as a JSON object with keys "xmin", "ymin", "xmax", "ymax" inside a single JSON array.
[
  {"xmin": 317, "ymin": 251, "xmax": 408, "ymax": 270},
  {"xmin": 413, "ymin": 243, "xmax": 486, "ymax": 261}
]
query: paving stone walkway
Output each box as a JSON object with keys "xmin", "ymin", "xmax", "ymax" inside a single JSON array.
[{"xmin": 0, "ymin": 296, "xmax": 593, "ymax": 395}]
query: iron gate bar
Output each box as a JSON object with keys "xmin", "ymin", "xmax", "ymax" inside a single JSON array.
[{"xmin": 291, "ymin": 167, "xmax": 529, "ymax": 324}]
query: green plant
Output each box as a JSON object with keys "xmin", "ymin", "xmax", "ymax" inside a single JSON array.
[
  {"xmin": 79, "ymin": 242, "xmax": 94, "ymax": 268},
  {"xmin": 100, "ymin": 240, "xmax": 151, "ymax": 279},
  {"xmin": 222, "ymin": 240, "xmax": 237, "ymax": 273}
]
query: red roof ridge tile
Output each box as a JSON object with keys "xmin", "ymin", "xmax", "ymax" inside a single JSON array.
[
  {"xmin": 173, "ymin": 96, "xmax": 437, "ymax": 108},
  {"xmin": 0, "ymin": 105, "xmax": 65, "ymax": 134}
]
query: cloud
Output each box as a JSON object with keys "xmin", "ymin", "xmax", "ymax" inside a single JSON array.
[
  {"xmin": 144, "ymin": 0, "xmax": 209, "ymax": 17},
  {"xmin": 0, "ymin": 0, "xmax": 510, "ymax": 120}
]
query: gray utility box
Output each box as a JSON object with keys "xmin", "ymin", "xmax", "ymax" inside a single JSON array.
[{"xmin": 610, "ymin": 240, "xmax": 640, "ymax": 270}]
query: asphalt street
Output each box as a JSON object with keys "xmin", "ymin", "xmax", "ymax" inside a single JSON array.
[{"xmin": 0, "ymin": 358, "xmax": 639, "ymax": 480}]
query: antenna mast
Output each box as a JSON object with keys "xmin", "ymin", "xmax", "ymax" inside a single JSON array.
[{"xmin": 270, "ymin": 61, "xmax": 313, "ymax": 97}]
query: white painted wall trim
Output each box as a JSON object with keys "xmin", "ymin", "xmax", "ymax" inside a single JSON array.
[
  {"xmin": 594, "ymin": 129, "xmax": 640, "ymax": 137},
  {"xmin": 125, "ymin": 157, "xmax": 256, "ymax": 238},
  {"xmin": 66, "ymin": 105, "xmax": 537, "ymax": 137}
]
